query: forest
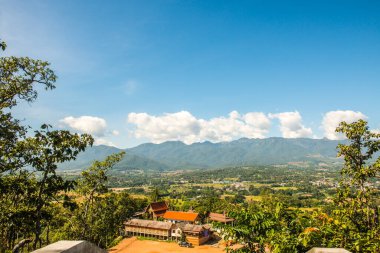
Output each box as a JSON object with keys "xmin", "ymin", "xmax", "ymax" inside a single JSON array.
[{"xmin": 1, "ymin": 39, "xmax": 380, "ymax": 253}]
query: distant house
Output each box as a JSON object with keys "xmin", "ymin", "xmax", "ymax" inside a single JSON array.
[
  {"xmin": 145, "ymin": 201, "xmax": 169, "ymax": 220},
  {"xmin": 208, "ymin": 212, "xmax": 234, "ymax": 224},
  {"xmin": 124, "ymin": 219, "xmax": 174, "ymax": 240},
  {"xmin": 181, "ymin": 224, "xmax": 211, "ymax": 246},
  {"xmin": 163, "ymin": 211, "xmax": 199, "ymax": 224}
]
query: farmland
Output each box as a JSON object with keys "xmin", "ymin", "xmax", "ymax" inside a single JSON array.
[{"xmin": 103, "ymin": 164, "xmax": 347, "ymax": 210}]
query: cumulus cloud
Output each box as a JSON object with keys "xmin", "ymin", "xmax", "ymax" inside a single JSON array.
[
  {"xmin": 322, "ymin": 110, "xmax": 367, "ymax": 140},
  {"xmin": 269, "ymin": 111, "xmax": 313, "ymax": 138},
  {"xmin": 94, "ymin": 138, "xmax": 116, "ymax": 147},
  {"xmin": 59, "ymin": 116, "xmax": 107, "ymax": 136},
  {"xmin": 127, "ymin": 111, "xmax": 271, "ymax": 144}
]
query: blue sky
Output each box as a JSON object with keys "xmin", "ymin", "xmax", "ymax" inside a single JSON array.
[{"xmin": 1, "ymin": 0, "xmax": 379, "ymax": 147}]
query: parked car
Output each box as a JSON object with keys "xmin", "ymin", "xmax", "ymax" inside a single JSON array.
[{"xmin": 178, "ymin": 241, "xmax": 192, "ymax": 248}]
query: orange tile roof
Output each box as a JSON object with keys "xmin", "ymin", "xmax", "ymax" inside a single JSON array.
[{"xmin": 163, "ymin": 211, "xmax": 199, "ymax": 222}]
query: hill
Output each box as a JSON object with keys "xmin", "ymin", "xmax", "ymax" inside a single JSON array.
[
  {"xmin": 58, "ymin": 137, "xmax": 343, "ymax": 171},
  {"xmin": 57, "ymin": 145, "xmax": 170, "ymax": 171}
]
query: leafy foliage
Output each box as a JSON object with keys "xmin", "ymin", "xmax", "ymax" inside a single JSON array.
[
  {"xmin": 0, "ymin": 41, "xmax": 94, "ymax": 251},
  {"xmin": 0, "ymin": 40, "xmax": 6, "ymax": 51},
  {"xmin": 36, "ymin": 154, "xmax": 145, "ymax": 250},
  {"xmin": 215, "ymin": 199, "xmax": 310, "ymax": 253},
  {"xmin": 333, "ymin": 120, "xmax": 380, "ymax": 252},
  {"xmin": 215, "ymin": 120, "xmax": 380, "ymax": 253}
]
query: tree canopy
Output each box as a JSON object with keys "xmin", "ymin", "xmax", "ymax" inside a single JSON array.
[
  {"xmin": 0, "ymin": 40, "xmax": 144, "ymax": 252},
  {"xmin": 0, "ymin": 40, "xmax": 93, "ymax": 250}
]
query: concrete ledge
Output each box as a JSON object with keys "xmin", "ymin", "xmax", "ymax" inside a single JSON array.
[
  {"xmin": 306, "ymin": 248, "xmax": 351, "ymax": 253},
  {"xmin": 31, "ymin": 240, "xmax": 106, "ymax": 253}
]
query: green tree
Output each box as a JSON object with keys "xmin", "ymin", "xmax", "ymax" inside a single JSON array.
[
  {"xmin": 64, "ymin": 152, "xmax": 128, "ymax": 246},
  {"xmin": 78, "ymin": 152, "xmax": 125, "ymax": 238},
  {"xmin": 20, "ymin": 126, "xmax": 93, "ymax": 248},
  {"xmin": 333, "ymin": 120, "xmax": 380, "ymax": 252},
  {"xmin": 0, "ymin": 44, "xmax": 57, "ymax": 176},
  {"xmin": 0, "ymin": 41, "xmax": 94, "ymax": 251},
  {"xmin": 149, "ymin": 187, "xmax": 161, "ymax": 202},
  {"xmin": 216, "ymin": 199, "xmax": 307, "ymax": 253},
  {"xmin": 0, "ymin": 39, "xmax": 6, "ymax": 51}
]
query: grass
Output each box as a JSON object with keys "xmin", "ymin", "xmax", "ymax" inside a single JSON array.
[
  {"xmin": 271, "ymin": 186, "xmax": 298, "ymax": 191},
  {"xmin": 223, "ymin": 177, "xmax": 239, "ymax": 181},
  {"xmin": 110, "ymin": 187, "xmax": 130, "ymax": 191},
  {"xmin": 166, "ymin": 198, "xmax": 185, "ymax": 208},
  {"xmin": 137, "ymin": 236, "xmax": 176, "ymax": 243},
  {"xmin": 109, "ymin": 236, "xmax": 124, "ymax": 248},
  {"xmin": 245, "ymin": 195, "xmax": 263, "ymax": 202},
  {"xmin": 288, "ymin": 207, "xmax": 321, "ymax": 212},
  {"xmin": 130, "ymin": 194, "xmax": 148, "ymax": 199},
  {"xmin": 246, "ymin": 183, "xmax": 269, "ymax": 187},
  {"xmin": 190, "ymin": 183, "xmax": 225, "ymax": 188},
  {"xmin": 221, "ymin": 194, "xmax": 235, "ymax": 199}
]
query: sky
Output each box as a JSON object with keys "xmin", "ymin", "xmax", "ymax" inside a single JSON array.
[{"xmin": 1, "ymin": 0, "xmax": 379, "ymax": 148}]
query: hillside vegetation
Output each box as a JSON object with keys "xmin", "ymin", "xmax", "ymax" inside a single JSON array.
[{"xmin": 58, "ymin": 138, "xmax": 343, "ymax": 171}]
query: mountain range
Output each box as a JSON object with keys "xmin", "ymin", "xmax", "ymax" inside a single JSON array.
[{"xmin": 57, "ymin": 137, "xmax": 343, "ymax": 171}]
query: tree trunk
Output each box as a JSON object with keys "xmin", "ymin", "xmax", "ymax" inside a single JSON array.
[
  {"xmin": 12, "ymin": 238, "xmax": 32, "ymax": 253},
  {"xmin": 34, "ymin": 171, "xmax": 47, "ymax": 249},
  {"xmin": 46, "ymin": 224, "xmax": 50, "ymax": 245},
  {"xmin": 33, "ymin": 218, "xmax": 41, "ymax": 250}
]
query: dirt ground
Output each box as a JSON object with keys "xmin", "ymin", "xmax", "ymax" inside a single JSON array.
[{"xmin": 108, "ymin": 237, "xmax": 226, "ymax": 253}]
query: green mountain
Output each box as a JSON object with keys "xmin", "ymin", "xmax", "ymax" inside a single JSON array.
[
  {"xmin": 58, "ymin": 138, "xmax": 343, "ymax": 171},
  {"xmin": 57, "ymin": 145, "xmax": 170, "ymax": 171},
  {"xmin": 127, "ymin": 137, "xmax": 342, "ymax": 168}
]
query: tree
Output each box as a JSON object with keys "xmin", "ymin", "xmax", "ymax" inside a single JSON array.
[
  {"xmin": 0, "ymin": 40, "xmax": 94, "ymax": 251},
  {"xmin": 20, "ymin": 126, "xmax": 93, "ymax": 248},
  {"xmin": 65, "ymin": 152, "xmax": 126, "ymax": 246},
  {"xmin": 215, "ymin": 198, "xmax": 306, "ymax": 253},
  {"xmin": 59, "ymin": 152, "xmax": 147, "ymax": 248},
  {"xmin": 0, "ymin": 40, "xmax": 6, "ymax": 51},
  {"xmin": 149, "ymin": 187, "xmax": 161, "ymax": 202},
  {"xmin": 1, "ymin": 44, "xmax": 57, "ymax": 175},
  {"xmin": 333, "ymin": 120, "xmax": 380, "ymax": 252}
]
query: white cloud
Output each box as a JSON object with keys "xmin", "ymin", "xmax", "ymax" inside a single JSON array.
[
  {"xmin": 127, "ymin": 111, "xmax": 271, "ymax": 144},
  {"xmin": 59, "ymin": 116, "xmax": 107, "ymax": 136},
  {"xmin": 128, "ymin": 111, "xmax": 201, "ymax": 144},
  {"xmin": 94, "ymin": 138, "xmax": 116, "ymax": 147},
  {"xmin": 112, "ymin": 130, "xmax": 120, "ymax": 136},
  {"xmin": 322, "ymin": 110, "xmax": 367, "ymax": 140},
  {"xmin": 269, "ymin": 111, "xmax": 313, "ymax": 138}
]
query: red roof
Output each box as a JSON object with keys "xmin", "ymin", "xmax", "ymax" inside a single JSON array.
[
  {"xmin": 163, "ymin": 211, "xmax": 199, "ymax": 222},
  {"xmin": 153, "ymin": 210, "xmax": 167, "ymax": 217},
  {"xmin": 145, "ymin": 202, "xmax": 169, "ymax": 217},
  {"xmin": 149, "ymin": 201, "xmax": 168, "ymax": 212}
]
